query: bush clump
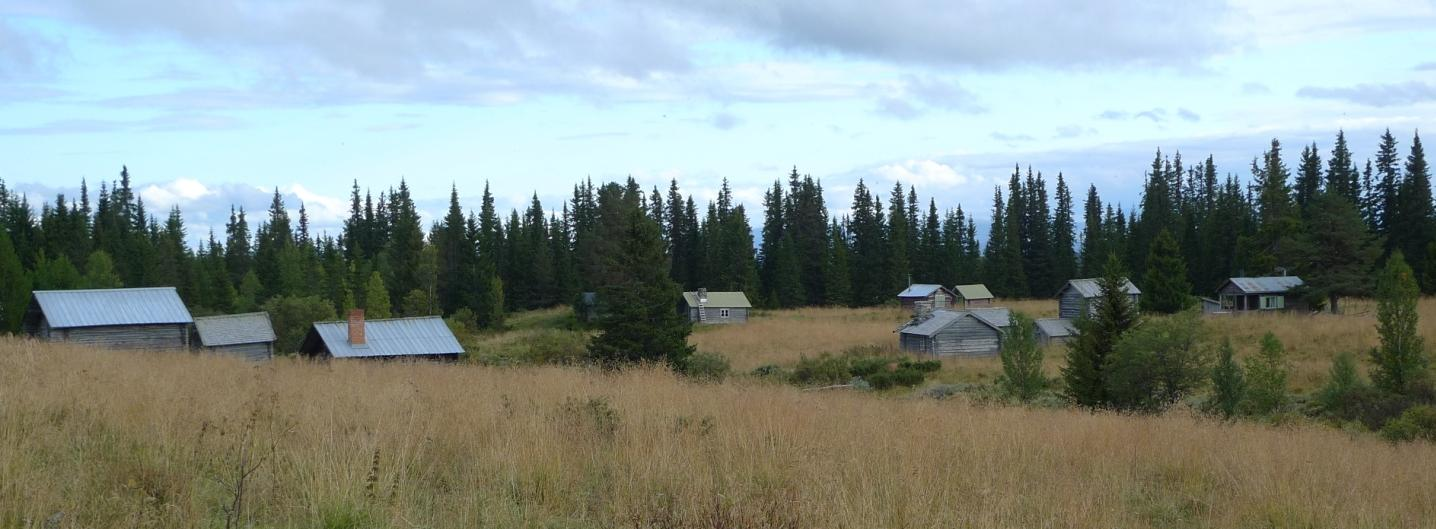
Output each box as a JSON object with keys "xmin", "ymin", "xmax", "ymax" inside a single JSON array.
[
  {"xmin": 790, "ymin": 348, "xmax": 940, "ymax": 390},
  {"xmin": 1380, "ymin": 405, "xmax": 1436, "ymax": 443},
  {"xmin": 680, "ymin": 351, "xmax": 731, "ymax": 382}
]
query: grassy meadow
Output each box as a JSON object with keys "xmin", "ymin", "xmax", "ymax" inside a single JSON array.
[
  {"xmin": 3, "ymin": 339, "xmax": 1436, "ymax": 528},
  {"xmin": 4, "ymin": 297, "xmax": 1436, "ymax": 527}
]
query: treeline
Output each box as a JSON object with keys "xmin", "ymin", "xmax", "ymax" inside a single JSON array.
[{"xmin": 0, "ymin": 128, "xmax": 1428, "ymax": 333}]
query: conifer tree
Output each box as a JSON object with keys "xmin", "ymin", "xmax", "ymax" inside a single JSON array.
[
  {"xmin": 1052, "ymin": 173, "xmax": 1077, "ymax": 287},
  {"xmin": 1080, "ymin": 185, "xmax": 1104, "ymax": 276},
  {"xmin": 81, "ymin": 250, "xmax": 123, "ymax": 289},
  {"xmin": 1375, "ymin": 129, "xmax": 1402, "ymax": 239},
  {"xmin": 1326, "ymin": 130, "xmax": 1360, "ymax": 204},
  {"xmin": 1062, "ymin": 254, "xmax": 1138, "ymax": 408},
  {"xmin": 0, "ymin": 231, "xmax": 30, "ymax": 333},
  {"xmin": 363, "ymin": 270, "xmax": 392, "ymax": 319},
  {"xmin": 435, "ymin": 186, "xmax": 474, "ymax": 315},
  {"xmin": 1369, "ymin": 251, "xmax": 1430, "ymax": 395},
  {"xmin": 1244, "ymin": 332, "xmax": 1290, "ymax": 415},
  {"xmin": 1299, "ymin": 192, "xmax": 1380, "ymax": 312},
  {"xmin": 1395, "ymin": 132, "xmax": 1433, "ymax": 284},
  {"xmin": 1295, "ymin": 142, "xmax": 1323, "ymax": 211},
  {"xmin": 824, "ymin": 221, "xmax": 852, "ymax": 306},
  {"xmin": 999, "ymin": 312, "xmax": 1045, "ymax": 402},
  {"xmin": 886, "ymin": 181, "xmax": 911, "ymax": 291},
  {"xmin": 1140, "ymin": 229, "xmax": 1192, "ymax": 314},
  {"xmin": 588, "ymin": 204, "xmax": 693, "ymax": 368},
  {"xmin": 1207, "ymin": 338, "xmax": 1245, "ymax": 418}
]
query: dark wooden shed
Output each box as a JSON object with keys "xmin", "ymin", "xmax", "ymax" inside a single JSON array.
[
  {"xmin": 193, "ymin": 312, "xmax": 276, "ymax": 361},
  {"xmin": 898, "ymin": 308, "xmax": 1011, "ymax": 357},
  {"xmin": 1056, "ymin": 278, "xmax": 1141, "ymax": 319},
  {"xmin": 22, "ymin": 287, "xmax": 193, "ymax": 351}
]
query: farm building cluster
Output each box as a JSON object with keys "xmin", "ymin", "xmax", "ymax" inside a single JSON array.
[
  {"xmin": 21, "ymin": 287, "xmax": 465, "ymax": 361},
  {"xmin": 898, "ymin": 273, "xmax": 1305, "ymax": 357}
]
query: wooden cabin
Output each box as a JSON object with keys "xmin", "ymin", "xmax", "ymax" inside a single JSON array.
[
  {"xmin": 298, "ymin": 310, "xmax": 464, "ymax": 360},
  {"xmin": 899, "ymin": 308, "xmax": 1011, "ymax": 357},
  {"xmin": 1216, "ymin": 276, "xmax": 1305, "ymax": 313},
  {"xmin": 1056, "ymin": 278, "xmax": 1141, "ymax": 319},
  {"xmin": 681, "ymin": 289, "xmax": 751, "ymax": 324},
  {"xmin": 896, "ymin": 284, "xmax": 958, "ymax": 312},
  {"xmin": 953, "ymin": 284, "xmax": 995, "ymax": 307},
  {"xmin": 193, "ymin": 312, "xmax": 276, "ymax": 361},
  {"xmin": 22, "ymin": 287, "xmax": 193, "ymax": 350},
  {"xmin": 1034, "ymin": 318, "xmax": 1078, "ymax": 346}
]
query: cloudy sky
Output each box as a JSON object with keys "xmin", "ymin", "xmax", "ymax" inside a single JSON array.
[{"xmin": 1, "ymin": 0, "xmax": 1434, "ymax": 238}]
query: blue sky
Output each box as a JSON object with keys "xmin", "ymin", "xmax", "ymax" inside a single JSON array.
[{"xmin": 1, "ymin": 0, "xmax": 1434, "ymax": 239}]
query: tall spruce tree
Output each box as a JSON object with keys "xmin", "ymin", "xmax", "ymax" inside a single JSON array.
[
  {"xmin": 1375, "ymin": 129, "xmax": 1402, "ymax": 240},
  {"xmin": 1395, "ymin": 132, "xmax": 1433, "ymax": 285},
  {"xmin": 1300, "ymin": 192, "xmax": 1380, "ymax": 313},
  {"xmin": 1140, "ymin": 229, "xmax": 1192, "ymax": 314},
  {"xmin": 1062, "ymin": 253, "xmax": 1138, "ymax": 408},
  {"xmin": 1052, "ymin": 173, "xmax": 1077, "ymax": 289},
  {"xmin": 588, "ymin": 201, "xmax": 694, "ymax": 368},
  {"xmin": 1295, "ymin": 143, "xmax": 1323, "ymax": 211},
  {"xmin": 0, "ymin": 231, "xmax": 30, "ymax": 333},
  {"xmin": 1080, "ymin": 185, "xmax": 1104, "ymax": 276},
  {"xmin": 1327, "ymin": 130, "xmax": 1360, "ymax": 204}
]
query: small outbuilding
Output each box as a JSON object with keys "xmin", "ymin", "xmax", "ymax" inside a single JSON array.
[
  {"xmin": 193, "ymin": 312, "xmax": 276, "ymax": 361},
  {"xmin": 898, "ymin": 308, "xmax": 1011, "ymax": 357},
  {"xmin": 953, "ymin": 284, "xmax": 995, "ymax": 307},
  {"xmin": 896, "ymin": 284, "xmax": 958, "ymax": 312},
  {"xmin": 1056, "ymin": 278, "xmax": 1142, "ymax": 319},
  {"xmin": 681, "ymin": 289, "xmax": 752, "ymax": 324},
  {"xmin": 22, "ymin": 287, "xmax": 193, "ymax": 350},
  {"xmin": 1216, "ymin": 276, "xmax": 1306, "ymax": 313},
  {"xmin": 1034, "ymin": 318, "xmax": 1078, "ymax": 346},
  {"xmin": 298, "ymin": 310, "xmax": 464, "ymax": 360}
]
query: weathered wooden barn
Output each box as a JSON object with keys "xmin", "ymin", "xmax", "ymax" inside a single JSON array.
[
  {"xmin": 681, "ymin": 289, "xmax": 752, "ymax": 324},
  {"xmin": 22, "ymin": 287, "xmax": 193, "ymax": 350},
  {"xmin": 193, "ymin": 312, "xmax": 276, "ymax": 361},
  {"xmin": 898, "ymin": 308, "xmax": 1011, "ymax": 357},
  {"xmin": 1216, "ymin": 276, "xmax": 1306, "ymax": 313},
  {"xmin": 1056, "ymin": 278, "xmax": 1141, "ymax": 319},
  {"xmin": 1034, "ymin": 318, "xmax": 1078, "ymax": 346},
  {"xmin": 298, "ymin": 310, "xmax": 464, "ymax": 360},
  {"xmin": 896, "ymin": 284, "xmax": 958, "ymax": 312},
  {"xmin": 953, "ymin": 284, "xmax": 995, "ymax": 307}
]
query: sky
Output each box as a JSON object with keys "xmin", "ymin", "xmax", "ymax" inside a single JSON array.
[{"xmin": 1, "ymin": 0, "xmax": 1434, "ymax": 240}]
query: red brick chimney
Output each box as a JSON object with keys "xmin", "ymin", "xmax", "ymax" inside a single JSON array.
[{"xmin": 347, "ymin": 309, "xmax": 366, "ymax": 346}]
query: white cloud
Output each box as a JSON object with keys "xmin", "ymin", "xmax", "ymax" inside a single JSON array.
[
  {"xmin": 140, "ymin": 178, "xmax": 214, "ymax": 207},
  {"xmin": 874, "ymin": 160, "xmax": 974, "ymax": 188}
]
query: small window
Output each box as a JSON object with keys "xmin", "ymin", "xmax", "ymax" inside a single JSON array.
[
  {"xmin": 720, "ymin": 308, "xmax": 730, "ymax": 318},
  {"xmin": 1260, "ymin": 295, "xmax": 1284, "ymax": 310}
]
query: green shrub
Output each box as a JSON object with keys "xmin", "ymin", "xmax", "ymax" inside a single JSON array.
[
  {"xmin": 790, "ymin": 350, "xmax": 937, "ymax": 390},
  {"xmin": 680, "ymin": 352, "xmax": 731, "ymax": 382},
  {"xmin": 1380, "ymin": 405, "xmax": 1436, "ymax": 442}
]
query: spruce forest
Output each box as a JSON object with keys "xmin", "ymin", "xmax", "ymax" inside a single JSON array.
[{"xmin": 0, "ymin": 128, "xmax": 1427, "ymax": 334}]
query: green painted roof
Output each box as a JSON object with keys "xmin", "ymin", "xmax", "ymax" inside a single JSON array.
[
  {"xmin": 682, "ymin": 291, "xmax": 752, "ymax": 308},
  {"xmin": 953, "ymin": 284, "xmax": 994, "ymax": 300}
]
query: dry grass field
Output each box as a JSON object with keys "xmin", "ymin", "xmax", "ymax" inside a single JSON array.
[
  {"xmin": 3, "ymin": 339, "xmax": 1435, "ymax": 528},
  {"xmin": 693, "ymin": 298, "xmax": 1435, "ymax": 393}
]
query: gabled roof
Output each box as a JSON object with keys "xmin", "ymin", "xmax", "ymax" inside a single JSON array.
[
  {"xmin": 194, "ymin": 312, "xmax": 276, "ymax": 347},
  {"xmin": 304, "ymin": 316, "xmax": 464, "ymax": 358},
  {"xmin": 1221, "ymin": 276, "xmax": 1304, "ymax": 294},
  {"xmin": 1035, "ymin": 318, "xmax": 1078, "ymax": 338},
  {"xmin": 30, "ymin": 287, "xmax": 193, "ymax": 329},
  {"xmin": 896, "ymin": 284, "xmax": 952, "ymax": 298},
  {"xmin": 682, "ymin": 291, "xmax": 752, "ymax": 308},
  {"xmin": 1059, "ymin": 278, "xmax": 1141, "ymax": 298},
  {"xmin": 953, "ymin": 284, "xmax": 994, "ymax": 300},
  {"xmin": 900, "ymin": 308, "xmax": 1011, "ymax": 337}
]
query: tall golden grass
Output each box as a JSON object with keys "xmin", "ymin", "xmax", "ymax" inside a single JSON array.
[
  {"xmin": 2, "ymin": 338, "xmax": 1435, "ymax": 528},
  {"xmin": 694, "ymin": 298, "xmax": 1436, "ymax": 392}
]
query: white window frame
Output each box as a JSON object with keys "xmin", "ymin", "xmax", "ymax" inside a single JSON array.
[
  {"xmin": 1260, "ymin": 295, "xmax": 1284, "ymax": 310},
  {"xmin": 720, "ymin": 308, "xmax": 731, "ymax": 318}
]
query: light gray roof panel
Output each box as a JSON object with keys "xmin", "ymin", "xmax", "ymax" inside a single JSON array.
[
  {"xmin": 1035, "ymin": 318, "xmax": 1078, "ymax": 338},
  {"xmin": 194, "ymin": 312, "xmax": 276, "ymax": 347},
  {"xmin": 311, "ymin": 316, "xmax": 464, "ymax": 358},
  {"xmin": 901, "ymin": 308, "xmax": 1010, "ymax": 337},
  {"xmin": 1061, "ymin": 278, "xmax": 1141, "ymax": 298},
  {"xmin": 681, "ymin": 291, "xmax": 752, "ymax": 308},
  {"xmin": 953, "ymin": 284, "xmax": 994, "ymax": 300},
  {"xmin": 32, "ymin": 287, "xmax": 193, "ymax": 328},
  {"xmin": 897, "ymin": 284, "xmax": 946, "ymax": 298},
  {"xmin": 1224, "ymin": 276, "xmax": 1304, "ymax": 294}
]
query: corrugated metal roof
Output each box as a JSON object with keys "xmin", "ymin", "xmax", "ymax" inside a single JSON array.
[
  {"xmin": 968, "ymin": 308, "xmax": 1012, "ymax": 329},
  {"xmin": 901, "ymin": 308, "xmax": 1010, "ymax": 337},
  {"xmin": 896, "ymin": 284, "xmax": 946, "ymax": 298},
  {"xmin": 681, "ymin": 291, "xmax": 752, "ymax": 308},
  {"xmin": 1223, "ymin": 276, "xmax": 1304, "ymax": 294},
  {"xmin": 309, "ymin": 316, "xmax": 464, "ymax": 358},
  {"xmin": 1060, "ymin": 278, "xmax": 1141, "ymax": 298},
  {"xmin": 953, "ymin": 284, "xmax": 994, "ymax": 300},
  {"xmin": 32, "ymin": 287, "xmax": 193, "ymax": 329},
  {"xmin": 1035, "ymin": 318, "xmax": 1078, "ymax": 338},
  {"xmin": 194, "ymin": 312, "xmax": 276, "ymax": 347}
]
